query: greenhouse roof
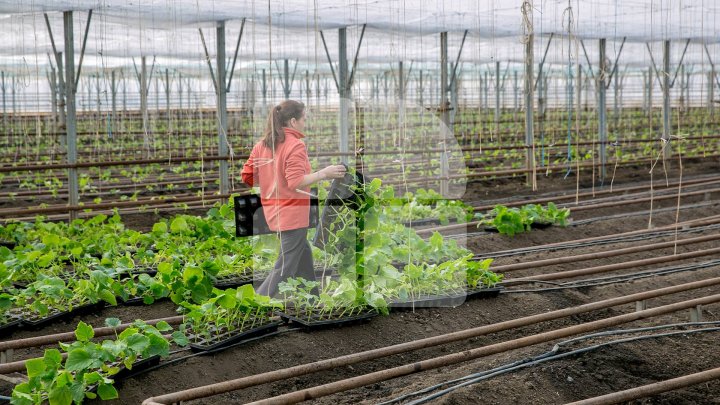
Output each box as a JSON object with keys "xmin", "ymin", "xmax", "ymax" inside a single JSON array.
[{"xmin": 0, "ymin": 1, "xmax": 717, "ymax": 72}]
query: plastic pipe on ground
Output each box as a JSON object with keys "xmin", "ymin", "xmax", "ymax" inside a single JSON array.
[
  {"xmin": 565, "ymin": 366, "xmax": 720, "ymax": 405},
  {"xmin": 505, "ymin": 246, "xmax": 720, "ymax": 283},
  {"xmin": 140, "ymin": 277, "xmax": 720, "ymax": 405}
]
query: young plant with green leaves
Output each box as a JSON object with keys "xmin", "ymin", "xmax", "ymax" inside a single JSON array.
[{"xmin": 11, "ymin": 319, "xmax": 187, "ymax": 405}]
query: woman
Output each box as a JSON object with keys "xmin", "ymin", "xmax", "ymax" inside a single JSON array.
[{"xmin": 241, "ymin": 100, "xmax": 346, "ymax": 297}]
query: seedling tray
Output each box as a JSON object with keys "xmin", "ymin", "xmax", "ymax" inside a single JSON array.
[
  {"xmin": 213, "ymin": 270, "xmax": 268, "ymax": 289},
  {"xmin": 466, "ymin": 285, "xmax": 504, "ymax": 299},
  {"xmin": 119, "ymin": 295, "xmax": 168, "ymax": 306},
  {"xmin": 276, "ymin": 307, "xmax": 378, "ymax": 329},
  {"xmin": 21, "ymin": 302, "xmax": 105, "ymax": 330},
  {"xmin": 187, "ymin": 320, "xmax": 282, "ymax": 352},
  {"xmin": 0, "ymin": 240, "xmax": 15, "ymax": 249},
  {"xmin": 0, "ymin": 309, "xmax": 24, "ymax": 336},
  {"xmin": 113, "ymin": 355, "xmax": 161, "ymax": 381},
  {"xmin": 390, "ymin": 286, "xmax": 503, "ymax": 309}
]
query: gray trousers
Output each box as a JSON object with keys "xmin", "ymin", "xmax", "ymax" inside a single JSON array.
[{"xmin": 255, "ymin": 228, "xmax": 315, "ymax": 298}]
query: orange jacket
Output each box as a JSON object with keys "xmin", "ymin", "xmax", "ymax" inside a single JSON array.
[{"xmin": 241, "ymin": 128, "xmax": 311, "ymax": 232}]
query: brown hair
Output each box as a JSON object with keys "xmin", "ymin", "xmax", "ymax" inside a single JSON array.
[{"xmin": 262, "ymin": 100, "xmax": 305, "ymax": 149}]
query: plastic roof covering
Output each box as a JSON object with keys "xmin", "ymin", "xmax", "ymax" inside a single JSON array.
[{"xmin": 0, "ymin": 1, "xmax": 718, "ymax": 73}]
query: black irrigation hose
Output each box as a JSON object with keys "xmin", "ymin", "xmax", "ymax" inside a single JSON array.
[
  {"xmin": 472, "ymin": 223, "xmax": 720, "ymax": 260},
  {"xmin": 128, "ymin": 326, "xmax": 302, "ymax": 379},
  {"xmin": 380, "ymin": 322, "xmax": 720, "ymax": 405},
  {"xmin": 503, "ymin": 259, "xmax": 720, "ymax": 293}
]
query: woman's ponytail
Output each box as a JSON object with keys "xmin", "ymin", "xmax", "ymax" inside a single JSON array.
[{"xmin": 262, "ymin": 100, "xmax": 305, "ymax": 149}]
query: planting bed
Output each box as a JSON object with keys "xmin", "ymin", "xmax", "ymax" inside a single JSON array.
[{"xmin": 0, "ymin": 158, "xmax": 718, "ymax": 404}]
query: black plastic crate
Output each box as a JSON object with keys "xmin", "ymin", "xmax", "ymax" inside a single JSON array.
[{"xmin": 234, "ymin": 191, "xmax": 319, "ymax": 237}]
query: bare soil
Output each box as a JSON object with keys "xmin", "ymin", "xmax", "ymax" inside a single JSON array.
[{"xmin": 1, "ymin": 157, "xmax": 719, "ymax": 404}]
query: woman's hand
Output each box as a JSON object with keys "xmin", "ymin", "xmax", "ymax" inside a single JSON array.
[{"xmin": 318, "ymin": 165, "xmax": 347, "ymax": 180}]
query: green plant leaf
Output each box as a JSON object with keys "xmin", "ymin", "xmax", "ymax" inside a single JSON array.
[
  {"xmin": 105, "ymin": 317, "xmax": 121, "ymax": 328},
  {"xmin": 125, "ymin": 333, "xmax": 150, "ymax": 355},
  {"xmin": 48, "ymin": 385, "xmax": 73, "ymax": 405},
  {"xmin": 171, "ymin": 331, "xmax": 189, "ymax": 347},
  {"xmin": 65, "ymin": 349, "xmax": 95, "ymax": 371},
  {"xmin": 154, "ymin": 320, "xmax": 172, "ymax": 332},
  {"xmin": 170, "ymin": 217, "xmax": 188, "ymax": 233},
  {"xmin": 74, "ymin": 321, "xmax": 94, "ymax": 342},
  {"xmin": 97, "ymin": 383, "xmax": 119, "ymax": 400},
  {"xmin": 44, "ymin": 348, "xmax": 63, "ymax": 368},
  {"xmin": 25, "ymin": 357, "xmax": 46, "ymax": 378}
]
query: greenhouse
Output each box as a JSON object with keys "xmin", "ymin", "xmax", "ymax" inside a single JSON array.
[{"xmin": 0, "ymin": 0, "xmax": 719, "ymax": 404}]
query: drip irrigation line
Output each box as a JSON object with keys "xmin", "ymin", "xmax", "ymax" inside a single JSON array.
[
  {"xmin": 383, "ymin": 323, "xmax": 720, "ymax": 405},
  {"xmin": 491, "ymin": 232, "xmax": 720, "ymax": 273},
  {"xmin": 503, "ymin": 259, "xmax": 720, "ymax": 293},
  {"xmin": 505, "ymin": 246, "xmax": 720, "ymax": 283},
  {"xmin": 569, "ymin": 201, "xmax": 720, "ymax": 226},
  {"xmin": 129, "ymin": 326, "xmax": 302, "ymax": 379},
  {"xmin": 473, "ymin": 223, "xmax": 720, "ymax": 260},
  {"xmin": 468, "ymin": 173, "xmax": 720, "ymax": 211},
  {"xmin": 141, "ymin": 282, "xmax": 720, "ymax": 405}
]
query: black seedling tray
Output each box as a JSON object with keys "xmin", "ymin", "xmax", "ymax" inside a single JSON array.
[
  {"xmin": 213, "ymin": 270, "xmax": 268, "ymax": 289},
  {"xmin": 21, "ymin": 302, "xmax": 105, "ymax": 330},
  {"xmin": 119, "ymin": 295, "xmax": 168, "ymax": 306},
  {"xmin": 390, "ymin": 286, "xmax": 503, "ymax": 309},
  {"xmin": 0, "ymin": 240, "xmax": 15, "ymax": 249},
  {"xmin": 113, "ymin": 355, "xmax": 161, "ymax": 381},
  {"xmin": 530, "ymin": 221, "xmax": 553, "ymax": 229},
  {"xmin": 187, "ymin": 320, "xmax": 282, "ymax": 352},
  {"xmin": 0, "ymin": 310, "xmax": 24, "ymax": 336},
  {"xmin": 390, "ymin": 293, "xmax": 469, "ymax": 308},
  {"xmin": 466, "ymin": 285, "xmax": 504, "ymax": 299},
  {"xmin": 276, "ymin": 307, "xmax": 378, "ymax": 329}
]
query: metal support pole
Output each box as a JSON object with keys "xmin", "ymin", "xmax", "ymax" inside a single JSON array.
[
  {"xmin": 178, "ymin": 72, "xmax": 183, "ymax": 111},
  {"xmin": 165, "ymin": 68, "xmax": 171, "ymax": 132},
  {"xmin": 122, "ymin": 71, "xmax": 127, "ymax": 113},
  {"xmin": 662, "ymin": 40, "xmax": 671, "ymax": 158},
  {"xmin": 613, "ymin": 70, "xmax": 620, "ymax": 128},
  {"xmin": 648, "ymin": 66, "xmax": 653, "ymax": 116},
  {"xmin": 577, "ymin": 67, "xmax": 582, "ymax": 112},
  {"xmin": 283, "ymin": 59, "xmax": 290, "ymax": 99},
  {"xmin": 140, "ymin": 56, "xmax": 149, "ymax": 149},
  {"xmin": 678, "ymin": 64, "xmax": 685, "ymax": 110},
  {"xmin": 63, "ymin": 11, "xmax": 79, "ymax": 221},
  {"xmin": 398, "ymin": 61, "xmax": 405, "ymax": 146},
  {"xmin": 598, "ymin": 38, "xmax": 608, "ymax": 182},
  {"xmin": 261, "ymin": 68, "xmax": 267, "ymax": 106},
  {"xmin": 1, "ymin": 72, "xmax": 6, "ymax": 130},
  {"xmin": 338, "ymin": 27, "xmax": 349, "ymax": 163},
  {"xmin": 513, "ymin": 70, "xmax": 519, "ymax": 115},
  {"xmin": 439, "ymin": 32, "xmax": 450, "ymax": 196},
  {"xmin": 305, "ymin": 70, "xmax": 311, "ymax": 105},
  {"xmin": 154, "ymin": 76, "xmax": 160, "ymax": 112},
  {"xmin": 216, "ymin": 21, "xmax": 229, "ymax": 196},
  {"xmin": 524, "ymin": 30, "xmax": 535, "ymax": 187},
  {"xmin": 642, "ymin": 70, "xmax": 648, "ymax": 115},
  {"xmin": 709, "ymin": 68, "xmax": 715, "ymax": 116},
  {"xmin": 495, "ymin": 61, "xmax": 501, "ymax": 130},
  {"xmin": 95, "ymin": 74, "xmax": 101, "ymax": 118},
  {"xmin": 111, "ymin": 70, "xmax": 117, "ymax": 132},
  {"xmin": 450, "ymin": 64, "xmax": 458, "ymax": 126},
  {"xmin": 419, "ymin": 70, "xmax": 424, "ymax": 107},
  {"xmin": 49, "ymin": 69, "xmax": 58, "ymax": 121}
]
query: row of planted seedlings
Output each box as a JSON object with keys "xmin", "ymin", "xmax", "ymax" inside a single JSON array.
[{"xmin": 2, "ymin": 177, "xmax": 573, "ymax": 404}]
